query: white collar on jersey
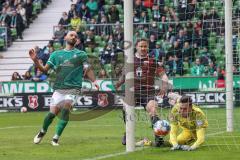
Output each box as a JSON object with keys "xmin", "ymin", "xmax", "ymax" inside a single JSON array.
[
  {"xmin": 135, "ymin": 52, "xmax": 148, "ymax": 59},
  {"xmin": 64, "ymin": 48, "xmax": 75, "ymax": 51}
]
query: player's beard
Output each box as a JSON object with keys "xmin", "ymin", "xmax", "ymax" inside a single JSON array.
[
  {"xmin": 140, "ymin": 51, "xmax": 148, "ymax": 58},
  {"xmin": 66, "ymin": 39, "xmax": 77, "ymax": 46}
]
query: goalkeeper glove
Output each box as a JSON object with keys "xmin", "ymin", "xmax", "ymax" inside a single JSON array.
[
  {"xmin": 170, "ymin": 144, "xmax": 181, "ymax": 151},
  {"xmin": 187, "ymin": 146, "xmax": 197, "ymax": 151},
  {"xmin": 180, "ymin": 145, "xmax": 197, "ymax": 151},
  {"xmin": 179, "ymin": 145, "xmax": 191, "ymax": 151}
]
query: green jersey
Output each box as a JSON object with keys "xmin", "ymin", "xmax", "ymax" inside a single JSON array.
[{"xmin": 46, "ymin": 48, "xmax": 88, "ymax": 90}]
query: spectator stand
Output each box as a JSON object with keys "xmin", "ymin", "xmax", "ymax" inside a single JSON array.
[
  {"xmin": 0, "ymin": 0, "xmax": 52, "ymax": 52},
  {"xmin": 0, "ymin": 26, "xmax": 8, "ymax": 50},
  {"xmin": 52, "ymin": 22, "xmax": 124, "ymax": 78}
]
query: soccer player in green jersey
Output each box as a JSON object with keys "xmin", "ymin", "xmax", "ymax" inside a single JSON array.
[{"xmin": 30, "ymin": 31, "xmax": 99, "ymax": 146}]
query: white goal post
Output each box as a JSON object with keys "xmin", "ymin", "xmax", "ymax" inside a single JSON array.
[{"xmin": 225, "ymin": 0, "xmax": 234, "ymax": 132}]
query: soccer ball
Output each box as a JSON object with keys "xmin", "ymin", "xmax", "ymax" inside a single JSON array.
[
  {"xmin": 153, "ymin": 120, "xmax": 170, "ymax": 137},
  {"xmin": 20, "ymin": 107, "xmax": 27, "ymax": 113}
]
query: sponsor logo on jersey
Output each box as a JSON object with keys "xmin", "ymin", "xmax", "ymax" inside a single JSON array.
[
  {"xmin": 196, "ymin": 120, "xmax": 203, "ymax": 126},
  {"xmin": 136, "ymin": 67, "xmax": 142, "ymax": 78}
]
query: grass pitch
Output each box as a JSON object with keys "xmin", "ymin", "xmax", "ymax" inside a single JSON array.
[{"xmin": 0, "ymin": 108, "xmax": 240, "ymax": 160}]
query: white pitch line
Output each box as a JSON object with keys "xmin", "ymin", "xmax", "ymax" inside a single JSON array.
[
  {"xmin": 0, "ymin": 125, "xmax": 38, "ymax": 130},
  {"xmin": 202, "ymin": 144, "xmax": 240, "ymax": 146},
  {"xmin": 206, "ymin": 131, "xmax": 226, "ymax": 137},
  {"xmin": 0, "ymin": 124, "xmax": 121, "ymax": 130},
  {"xmin": 82, "ymin": 147, "xmax": 145, "ymax": 160},
  {"xmin": 82, "ymin": 151, "xmax": 127, "ymax": 160}
]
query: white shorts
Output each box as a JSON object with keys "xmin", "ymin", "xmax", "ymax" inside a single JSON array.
[{"xmin": 50, "ymin": 90, "xmax": 76, "ymax": 108}]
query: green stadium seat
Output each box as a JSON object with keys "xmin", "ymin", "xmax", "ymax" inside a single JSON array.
[
  {"xmin": 116, "ymin": 4, "xmax": 122, "ymax": 11},
  {"xmin": 147, "ymin": 8, "xmax": 153, "ymax": 20},
  {"xmin": 169, "ymin": 2, "xmax": 174, "ymax": 8},
  {"xmin": 0, "ymin": 38, "xmax": 5, "ymax": 48},
  {"xmin": 214, "ymin": 1, "xmax": 222, "ymax": 10},
  {"xmin": 35, "ymin": 1, "xmax": 42, "ymax": 13},
  {"xmin": 210, "ymin": 32, "xmax": 217, "ymax": 37},
  {"xmin": 94, "ymin": 47, "xmax": 100, "ymax": 53},
  {"xmin": 196, "ymin": 2, "xmax": 201, "ymax": 8},
  {"xmin": 118, "ymin": 8, "xmax": 123, "ymax": 14},
  {"xmin": 94, "ymin": 35, "xmax": 102, "ymax": 44},
  {"xmin": 53, "ymin": 42, "xmax": 61, "ymax": 50},
  {"xmin": 236, "ymin": 41, "xmax": 240, "ymax": 54},
  {"xmin": 32, "ymin": 2, "xmax": 40, "ymax": 17},
  {"xmin": 198, "ymin": 48, "xmax": 204, "ymax": 54},
  {"xmin": 212, "ymin": 48, "xmax": 224, "ymax": 63},
  {"xmin": 208, "ymin": 32, "xmax": 217, "ymax": 50},
  {"xmin": 92, "ymin": 51, "xmax": 100, "ymax": 57},
  {"xmin": 218, "ymin": 36, "xmax": 225, "ymax": 44},
  {"xmin": 103, "ymin": 5, "xmax": 110, "ymax": 12},
  {"xmin": 218, "ymin": 10, "xmax": 224, "ymax": 19},
  {"xmin": 10, "ymin": 28, "xmax": 17, "ymax": 38},
  {"xmin": 183, "ymin": 61, "xmax": 190, "ymax": 74},
  {"xmin": 107, "ymin": 0, "xmax": 115, "ymax": 5},
  {"xmin": 117, "ymin": 52, "xmax": 124, "ymax": 63},
  {"xmin": 203, "ymin": 1, "xmax": 211, "ymax": 10},
  {"xmin": 119, "ymin": 14, "xmax": 124, "ymax": 22},
  {"xmin": 164, "ymin": 0, "xmax": 171, "ymax": 7},
  {"xmin": 162, "ymin": 41, "xmax": 172, "ymax": 52},
  {"xmin": 85, "ymin": 47, "xmax": 92, "ymax": 53},
  {"xmin": 99, "ymin": 41, "xmax": 106, "ymax": 47},
  {"xmin": 104, "ymin": 64, "xmax": 113, "ymax": 77},
  {"xmin": 236, "ymin": 0, "xmax": 240, "ymax": 7}
]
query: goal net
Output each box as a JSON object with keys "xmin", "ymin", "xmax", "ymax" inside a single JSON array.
[{"xmin": 125, "ymin": 0, "xmax": 240, "ymax": 151}]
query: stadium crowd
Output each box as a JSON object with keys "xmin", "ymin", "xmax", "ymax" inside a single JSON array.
[
  {"xmin": 9, "ymin": 0, "xmax": 240, "ymax": 81},
  {"xmin": 0, "ymin": 0, "xmax": 52, "ymax": 49}
]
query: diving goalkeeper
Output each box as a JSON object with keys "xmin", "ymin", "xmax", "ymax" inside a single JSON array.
[{"xmin": 168, "ymin": 93, "xmax": 208, "ymax": 151}]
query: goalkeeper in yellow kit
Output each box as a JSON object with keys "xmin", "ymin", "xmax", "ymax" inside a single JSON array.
[{"xmin": 168, "ymin": 94, "xmax": 208, "ymax": 151}]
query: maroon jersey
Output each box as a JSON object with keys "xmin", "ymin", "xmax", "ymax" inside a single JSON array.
[{"xmin": 134, "ymin": 56, "xmax": 164, "ymax": 91}]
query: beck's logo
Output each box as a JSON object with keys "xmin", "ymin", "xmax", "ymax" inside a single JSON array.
[
  {"xmin": 97, "ymin": 93, "xmax": 108, "ymax": 107},
  {"xmin": 28, "ymin": 95, "xmax": 39, "ymax": 109}
]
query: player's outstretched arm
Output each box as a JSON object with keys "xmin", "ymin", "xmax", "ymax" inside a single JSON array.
[
  {"xmin": 29, "ymin": 49, "xmax": 50, "ymax": 73},
  {"xmin": 169, "ymin": 123, "xmax": 180, "ymax": 150},
  {"xmin": 190, "ymin": 128, "xmax": 206, "ymax": 150},
  {"xmin": 178, "ymin": 128, "xmax": 206, "ymax": 151},
  {"xmin": 157, "ymin": 72, "xmax": 172, "ymax": 97}
]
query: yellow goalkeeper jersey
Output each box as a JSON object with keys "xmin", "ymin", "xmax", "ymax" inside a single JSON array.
[
  {"xmin": 169, "ymin": 103, "xmax": 208, "ymax": 130},
  {"xmin": 169, "ymin": 103, "xmax": 208, "ymax": 148}
]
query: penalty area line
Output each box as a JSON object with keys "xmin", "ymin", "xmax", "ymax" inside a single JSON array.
[{"xmin": 82, "ymin": 147, "xmax": 146, "ymax": 160}]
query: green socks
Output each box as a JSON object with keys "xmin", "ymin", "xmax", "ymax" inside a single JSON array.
[
  {"xmin": 42, "ymin": 112, "xmax": 56, "ymax": 132},
  {"xmin": 41, "ymin": 108, "xmax": 70, "ymax": 139},
  {"xmin": 55, "ymin": 108, "xmax": 69, "ymax": 137},
  {"xmin": 55, "ymin": 119, "xmax": 68, "ymax": 137}
]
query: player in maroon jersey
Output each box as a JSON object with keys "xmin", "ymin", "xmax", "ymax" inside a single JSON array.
[{"xmin": 115, "ymin": 39, "xmax": 170, "ymax": 147}]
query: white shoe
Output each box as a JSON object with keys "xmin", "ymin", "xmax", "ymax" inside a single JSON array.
[
  {"xmin": 33, "ymin": 131, "xmax": 45, "ymax": 144},
  {"xmin": 51, "ymin": 139, "xmax": 59, "ymax": 146}
]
